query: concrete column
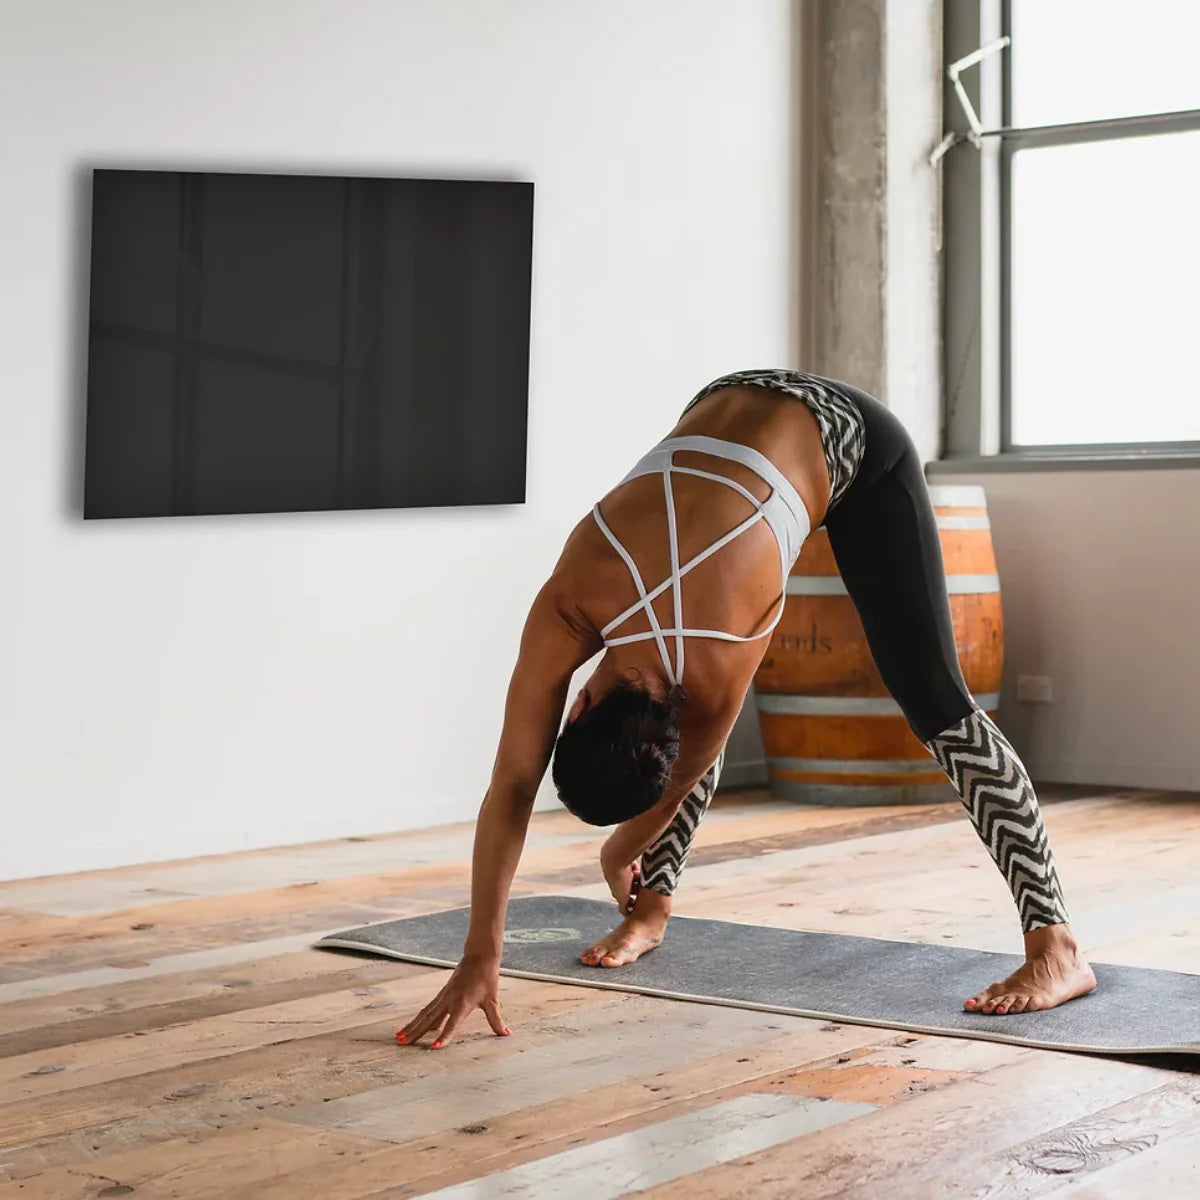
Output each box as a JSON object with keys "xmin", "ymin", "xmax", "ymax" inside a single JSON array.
[{"xmin": 800, "ymin": 0, "xmax": 943, "ymax": 462}]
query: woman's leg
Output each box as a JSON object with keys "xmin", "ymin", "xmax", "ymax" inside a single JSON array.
[
  {"xmin": 580, "ymin": 752, "xmax": 722, "ymax": 969},
  {"xmin": 822, "ymin": 398, "xmax": 1092, "ymax": 1010},
  {"xmin": 641, "ymin": 752, "xmax": 724, "ymax": 896},
  {"xmin": 825, "ymin": 453, "xmax": 1069, "ymax": 933}
]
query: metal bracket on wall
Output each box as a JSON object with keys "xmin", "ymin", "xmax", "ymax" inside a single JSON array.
[
  {"xmin": 931, "ymin": 35, "xmax": 1200, "ymax": 167},
  {"xmin": 929, "ymin": 35, "xmax": 1010, "ymax": 167}
]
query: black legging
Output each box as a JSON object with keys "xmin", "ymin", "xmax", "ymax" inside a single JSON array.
[{"xmin": 821, "ymin": 381, "xmax": 976, "ymax": 742}]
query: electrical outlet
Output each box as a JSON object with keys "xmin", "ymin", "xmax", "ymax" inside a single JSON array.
[{"xmin": 1017, "ymin": 675, "xmax": 1054, "ymax": 703}]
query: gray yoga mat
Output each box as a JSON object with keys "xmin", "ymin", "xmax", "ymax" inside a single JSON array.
[{"xmin": 316, "ymin": 895, "xmax": 1200, "ymax": 1056}]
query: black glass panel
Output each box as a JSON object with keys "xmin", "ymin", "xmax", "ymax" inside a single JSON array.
[{"xmin": 83, "ymin": 169, "xmax": 533, "ymax": 519}]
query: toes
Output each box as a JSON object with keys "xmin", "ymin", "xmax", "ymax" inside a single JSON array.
[
  {"xmin": 967, "ymin": 974, "xmax": 1052, "ymax": 1015},
  {"xmin": 993, "ymin": 993, "xmax": 1022, "ymax": 1015},
  {"xmin": 596, "ymin": 940, "xmax": 626, "ymax": 967},
  {"xmin": 600, "ymin": 937, "xmax": 648, "ymax": 967},
  {"xmin": 966, "ymin": 980, "xmax": 1007, "ymax": 1013},
  {"xmin": 580, "ymin": 942, "xmax": 611, "ymax": 966}
]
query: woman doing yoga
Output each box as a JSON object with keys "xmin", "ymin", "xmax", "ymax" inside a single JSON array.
[{"xmin": 398, "ymin": 370, "xmax": 1096, "ymax": 1049}]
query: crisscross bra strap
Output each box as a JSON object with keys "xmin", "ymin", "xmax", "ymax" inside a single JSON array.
[{"xmin": 592, "ymin": 436, "xmax": 810, "ymax": 687}]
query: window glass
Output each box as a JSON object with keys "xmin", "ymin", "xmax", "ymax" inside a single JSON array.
[
  {"xmin": 1011, "ymin": 0, "xmax": 1200, "ymax": 128},
  {"xmin": 1009, "ymin": 130, "xmax": 1200, "ymax": 446}
]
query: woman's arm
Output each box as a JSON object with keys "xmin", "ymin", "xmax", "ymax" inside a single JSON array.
[
  {"xmin": 398, "ymin": 579, "xmax": 598, "ymax": 1048},
  {"xmin": 599, "ymin": 794, "xmax": 684, "ymax": 884},
  {"xmin": 599, "ymin": 698, "xmax": 741, "ymax": 896}
]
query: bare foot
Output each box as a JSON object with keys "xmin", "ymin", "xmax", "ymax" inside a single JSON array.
[
  {"xmin": 965, "ymin": 923, "xmax": 1097, "ymax": 1015},
  {"xmin": 581, "ymin": 887, "xmax": 671, "ymax": 968}
]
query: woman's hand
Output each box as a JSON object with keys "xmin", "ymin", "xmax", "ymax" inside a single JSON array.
[
  {"xmin": 601, "ymin": 844, "xmax": 643, "ymax": 914},
  {"xmin": 396, "ymin": 955, "xmax": 510, "ymax": 1049},
  {"xmin": 598, "ymin": 796, "xmax": 678, "ymax": 914}
]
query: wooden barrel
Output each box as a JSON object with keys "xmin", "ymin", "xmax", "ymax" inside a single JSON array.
[{"xmin": 754, "ymin": 484, "xmax": 1003, "ymax": 804}]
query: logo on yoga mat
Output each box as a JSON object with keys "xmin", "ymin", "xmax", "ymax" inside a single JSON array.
[{"xmin": 503, "ymin": 927, "xmax": 581, "ymax": 944}]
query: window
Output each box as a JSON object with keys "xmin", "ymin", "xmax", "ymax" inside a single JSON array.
[
  {"xmin": 1008, "ymin": 130, "xmax": 1200, "ymax": 447},
  {"xmin": 1009, "ymin": 0, "xmax": 1200, "ymax": 128},
  {"xmin": 941, "ymin": 1, "xmax": 1200, "ymax": 458}
]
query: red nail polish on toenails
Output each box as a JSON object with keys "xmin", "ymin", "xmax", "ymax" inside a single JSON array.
[
  {"xmin": 432, "ymin": 1040, "xmax": 443, "ymax": 1049},
  {"xmin": 503, "ymin": 1027, "xmax": 512, "ymax": 1036},
  {"xmin": 396, "ymin": 1032, "xmax": 407, "ymax": 1044}
]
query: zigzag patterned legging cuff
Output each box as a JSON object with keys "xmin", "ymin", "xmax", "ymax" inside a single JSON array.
[
  {"xmin": 641, "ymin": 752, "xmax": 724, "ymax": 896},
  {"xmin": 641, "ymin": 713, "xmax": 1069, "ymax": 932},
  {"xmin": 639, "ymin": 724, "xmax": 1069, "ymax": 938},
  {"xmin": 926, "ymin": 709, "xmax": 1068, "ymax": 931}
]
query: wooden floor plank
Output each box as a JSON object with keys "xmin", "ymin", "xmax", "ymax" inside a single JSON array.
[
  {"xmin": 288, "ymin": 998, "xmax": 821, "ymax": 1142},
  {"xmin": 0, "ymin": 786, "xmax": 1194, "ymax": 1197},
  {"xmin": 250, "ymin": 1025, "xmax": 891, "ymax": 1200},
  {"xmin": 0, "ymin": 956, "xmax": 423, "ymax": 1058},
  {"xmin": 1050, "ymin": 1123, "xmax": 1200, "ymax": 1197},
  {"xmin": 936, "ymin": 1074, "xmax": 1200, "ymax": 1198},
  {"xmin": 632, "ymin": 1053, "xmax": 1181, "ymax": 1200},
  {"xmin": 0, "ymin": 1120, "xmax": 392, "ymax": 1200},
  {"xmin": 0, "ymin": 982, "xmax": 625, "ymax": 1179},
  {"xmin": 374, "ymin": 1093, "xmax": 876, "ymax": 1200},
  {"xmin": 763, "ymin": 1032, "xmax": 1023, "ymax": 1106},
  {"xmin": 0, "ymin": 972, "xmax": 445, "ymax": 1106},
  {"xmin": 0, "ymin": 931, "xmax": 353, "ymax": 1006},
  {"xmin": 0, "ymin": 946, "xmax": 392, "ymax": 1036},
  {"xmin": 3, "ymin": 793, "xmax": 1188, "ymax": 979},
  {"xmin": 329, "ymin": 1033, "xmax": 1027, "ymax": 1199},
  {"xmin": 0, "ymin": 819, "xmax": 596, "ymax": 917},
  {"xmin": 0, "ymin": 801, "xmax": 958, "ymax": 961},
  {"xmin": 0, "ymin": 898, "xmax": 435, "ymax": 984}
]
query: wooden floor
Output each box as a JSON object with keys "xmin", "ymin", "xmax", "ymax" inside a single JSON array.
[{"xmin": 0, "ymin": 787, "xmax": 1198, "ymax": 1199}]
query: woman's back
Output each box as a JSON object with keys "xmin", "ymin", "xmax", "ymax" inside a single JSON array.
[{"xmin": 561, "ymin": 384, "xmax": 832, "ymax": 685}]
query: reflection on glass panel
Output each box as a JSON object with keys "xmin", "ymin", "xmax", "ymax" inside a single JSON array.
[
  {"xmin": 1009, "ymin": 131, "xmax": 1200, "ymax": 447},
  {"xmin": 1011, "ymin": 0, "xmax": 1200, "ymax": 128}
]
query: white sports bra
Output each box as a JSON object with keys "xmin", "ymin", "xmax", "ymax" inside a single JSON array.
[{"xmin": 592, "ymin": 434, "xmax": 811, "ymax": 688}]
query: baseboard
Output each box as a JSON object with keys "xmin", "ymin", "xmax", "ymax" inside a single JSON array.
[
  {"xmin": 719, "ymin": 758, "xmax": 769, "ymax": 789},
  {"xmin": 8, "ymin": 756, "xmax": 1185, "ymax": 883},
  {"xmin": 1022, "ymin": 759, "xmax": 1200, "ymax": 795},
  {"xmin": 716, "ymin": 755, "xmax": 1197, "ymax": 798},
  {"xmin": 0, "ymin": 804, "xmax": 477, "ymax": 884}
]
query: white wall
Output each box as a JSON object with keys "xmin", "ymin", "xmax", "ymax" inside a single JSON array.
[
  {"xmin": 933, "ymin": 468, "xmax": 1200, "ymax": 793},
  {"xmin": 0, "ymin": 0, "xmax": 800, "ymax": 880}
]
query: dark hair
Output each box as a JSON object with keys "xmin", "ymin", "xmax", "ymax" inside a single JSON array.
[{"xmin": 551, "ymin": 681, "xmax": 684, "ymax": 826}]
